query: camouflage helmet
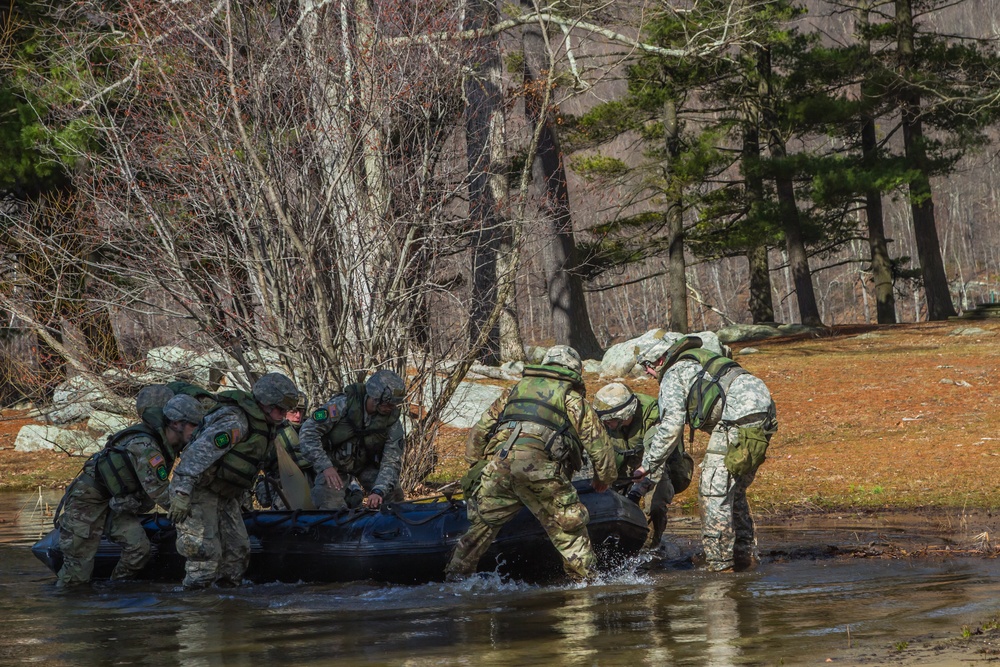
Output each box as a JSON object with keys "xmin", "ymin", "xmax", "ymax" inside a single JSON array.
[
  {"xmin": 636, "ymin": 335, "xmax": 703, "ymax": 370},
  {"xmin": 135, "ymin": 384, "xmax": 175, "ymax": 419},
  {"xmin": 365, "ymin": 369, "xmax": 406, "ymax": 406},
  {"xmin": 293, "ymin": 391, "xmax": 308, "ymax": 411},
  {"xmin": 541, "ymin": 344, "xmax": 583, "ymax": 375},
  {"xmin": 162, "ymin": 394, "xmax": 205, "ymax": 425},
  {"xmin": 593, "ymin": 383, "xmax": 638, "ymax": 422},
  {"xmin": 252, "ymin": 372, "xmax": 299, "ymax": 410}
]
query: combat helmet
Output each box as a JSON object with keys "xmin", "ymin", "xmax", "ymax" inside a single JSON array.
[
  {"xmin": 135, "ymin": 384, "xmax": 175, "ymax": 419},
  {"xmin": 162, "ymin": 394, "xmax": 206, "ymax": 425},
  {"xmin": 593, "ymin": 383, "xmax": 638, "ymax": 422},
  {"xmin": 365, "ymin": 369, "xmax": 406, "ymax": 406},
  {"xmin": 636, "ymin": 335, "xmax": 703, "ymax": 371},
  {"xmin": 252, "ymin": 372, "xmax": 299, "ymax": 410},
  {"xmin": 541, "ymin": 345, "xmax": 583, "ymax": 376}
]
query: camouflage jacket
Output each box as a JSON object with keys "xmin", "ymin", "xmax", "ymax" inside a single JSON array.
[
  {"xmin": 169, "ymin": 405, "xmax": 251, "ymax": 497},
  {"xmin": 467, "ymin": 383, "xmax": 617, "ymax": 487},
  {"xmin": 643, "ymin": 359, "xmax": 774, "ymax": 478},
  {"xmin": 298, "ymin": 393, "xmax": 405, "ymax": 497}
]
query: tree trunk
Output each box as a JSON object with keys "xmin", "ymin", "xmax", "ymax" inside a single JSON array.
[
  {"xmin": 741, "ymin": 117, "xmax": 775, "ymax": 323},
  {"xmin": 857, "ymin": 4, "xmax": 896, "ymax": 324},
  {"xmin": 662, "ymin": 97, "xmax": 689, "ymax": 334},
  {"xmin": 747, "ymin": 245, "xmax": 775, "ymax": 323},
  {"xmin": 758, "ymin": 45, "xmax": 823, "ymax": 327},
  {"xmin": 895, "ymin": 0, "xmax": 956, "ymax": 320},
  {"xmin": 465, "ymin": 0, "xmax": 521, "ymax": 363},
  {"xmin": 522, "ymin": 24, "xmax": 602, "ymax": 358}
]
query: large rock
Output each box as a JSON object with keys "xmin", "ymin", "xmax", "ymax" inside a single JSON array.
[
  {"xmin": 47, "ymin": 375, "xmax": 109, "ymax": 425},
  {"xmin": 14, "ymin": 424, "xmax": 101, "ymax": 456},
  {"xmin": 600, "ymin": 328, "xmax": 726, "ymax": 377},
  {"xmin": 87, "ymin": 410, "xmax": 132, "ymax": 439},
  {"xmin": 423, "ymin": 381, "xmax": 504, "ymax": 429},
  {"xmin": 147, "ymin": 346, "xmax": 236, "ymax": 388}
]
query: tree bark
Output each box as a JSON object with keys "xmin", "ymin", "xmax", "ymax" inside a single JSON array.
[
  {"xmin": 758, "ymin": 45, "xmax": 822, "ymax": 327},
  {"xmin": 741, "ymin": 117, "xmax": 775, "ymax": 323},
  {"xmin": 662, "ymin": 96, "xmax": 689, "ymax": 334},
  {"xmin": 895, "ymin": 0, "xmax": 956, "ymax": 320},
  {"xmin": 522, "ymin": 22, "xmax": 602, "ymax": 357},
  {"xmin": 859, "ymin": 3, "xmax": 897, "ymax": 324},
  {"xmin": 465, "ymin": 0, "xmax": 522, "ymax": 363}
]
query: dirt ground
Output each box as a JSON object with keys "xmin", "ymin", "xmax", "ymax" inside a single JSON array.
[{"xmin": 2, "ymin": 319, "xmax": 999, "ymax": 511}]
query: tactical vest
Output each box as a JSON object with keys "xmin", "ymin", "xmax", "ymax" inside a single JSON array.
[
  {"xmin": 205, "ymin": 390, "xmax": 273, "ymax": 497},
  {"xmin": 676, "ymin": 348, "xmax": 746, "ymax": 432},
  {"xmin": 93, "ymin": 413, "xmax": 168, "ymax": 497},
  {"xmin": 321, "ymin": 384, "xmax": 401, "ymax": 475},
  {"xmin": 496, "ymin": 365, "xmax": 585, "ymax": 468}
]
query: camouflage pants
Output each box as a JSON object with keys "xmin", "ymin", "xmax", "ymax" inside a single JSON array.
[
  {"xmin": 310, "ymin": 467, "xmax": 402, "ymax": 510},
  {"xmin": 644, "ymin": 474, "xmax": 675, "ymax": 549},
  {"xmin": 56, "ymin": 480, "xmax": 150, "ymax": 587},
  {"xmin": 445, "ymin": 445, "xmax": 595, "ymax": 581},
  {"xmin": 699, "ymin": 426, "xmax": 759, "ymax": 571},
  {"xmin": 174, "ymin": 486, "xmax": 249, "ymax": 588}
]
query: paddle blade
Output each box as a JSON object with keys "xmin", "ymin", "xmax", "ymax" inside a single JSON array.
[{"xmin": 275, "ymin": 443, "xmax": 315, "ymax": 510}]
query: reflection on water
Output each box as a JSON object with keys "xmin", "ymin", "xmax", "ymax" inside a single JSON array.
[{"xmin": 2, "ymin": 491, "xmax": 999, "ymax": 666}]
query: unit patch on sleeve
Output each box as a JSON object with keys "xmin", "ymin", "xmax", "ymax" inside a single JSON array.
[
  {"xmin": 213, "ymin": 432, "xmax": 232, "ymax": 449},
  {"xmin": 313, "ymin": 408, "xmax": 329, "ymax": 422},
  {"xmin": 149, "ymin": 453, "xmax": 168, "ymax": 481}
]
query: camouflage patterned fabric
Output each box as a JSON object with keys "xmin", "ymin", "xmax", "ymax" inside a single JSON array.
[
  {"xmin": 173, "ymin": 486, "xmax": 249, "ymax": 588},
  {"xmin": 168, "ymin": 404, "xmax": 263, "ymax": 588},
  {"xmin": 298, "ymin": 392, "xmax": 405, "ymax": 510},
  {"xmin": 55, "ymin": 424, "xmax": 184, "ymax": 587},
  {"xmin": 445, "ymin": 372, "xmax": 617, "ymax": 581},
  {"xmin": 643, "ymin": 361, "xmax": 776, "ymax": 571},
  {"xmin": 598, "ymin": 390, "xmax": 676, "ymax": 549},
  {"xmin": 56, "ymin": 473, "xmax": 150, "ymax": 587}
]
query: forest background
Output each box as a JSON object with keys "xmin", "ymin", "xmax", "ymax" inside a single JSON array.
[{"xmin": 2, "ymin": 0, "xmax": 999, "ymax": 497}]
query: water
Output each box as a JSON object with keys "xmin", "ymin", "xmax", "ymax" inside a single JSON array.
[{"xmin": 3, "ymin": 491, "xmax": 998, "ymax": 666}]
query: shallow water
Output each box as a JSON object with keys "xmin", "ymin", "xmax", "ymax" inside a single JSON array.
[{"xmin": 3, "ymin": 491, "xmax": 998, "ymax": 666}]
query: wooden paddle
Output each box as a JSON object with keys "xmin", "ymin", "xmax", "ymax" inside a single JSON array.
[{"xmin": 275, "ymin": 442, "xmax": 315, "ymax": 510}]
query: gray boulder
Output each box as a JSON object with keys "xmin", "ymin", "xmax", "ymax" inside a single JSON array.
[
  {"xmin": 47, "ymin": 375, "xmax": 108, "ymax": 424},
  {"xmin": 15, "ymin": 424, "xmax": 101, "ymax": 456},
  {"xmin": 422, "ymin": 381, "xmax": 504, "ymax": 429}
]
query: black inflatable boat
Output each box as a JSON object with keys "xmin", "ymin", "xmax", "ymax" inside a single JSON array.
[{"xmin": 32, "ymin": 481, "xmax": 648, "ymax": 584}]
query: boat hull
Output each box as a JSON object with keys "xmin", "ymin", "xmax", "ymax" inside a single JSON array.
[{"xmin": 32, "ymin": 481, "xmax": 648, "ymax": 584}]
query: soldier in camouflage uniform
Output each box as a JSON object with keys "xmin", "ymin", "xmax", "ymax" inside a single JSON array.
[
  {"xmin": 255, "ymin": 392, "xmax": 313, "ymax": 509},
  {"xmin": 445, "ymin": 345, "xmax": 617, "ymax": 582},
  {"xmin": 298, "ymin": 371, "xmax": 407, "ymax": 511},
  {"xmin": 636, "ymin": 336, "xmax": 777, "ymax": 572},
  {"xmin": 55, "ymin": 393, "xmax": 205, "ymax": 588},
  {"xmin": 167, "ymin": 372, "xmax": 299, "ymax": 589},
  {"xmin": 593, "ymin": 382, "xmax": 689, "ymax": 549}
]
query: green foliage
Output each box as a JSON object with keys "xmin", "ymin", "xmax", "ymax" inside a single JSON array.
[
  {"xmin": 0, "ymin": 1, "xmax": 99, "ymax": 198},
  {"xmin": 571, "ymin": 154, "xmax": 629, "ymax": 180}
]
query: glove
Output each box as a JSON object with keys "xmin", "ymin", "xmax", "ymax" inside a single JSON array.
[
  {"xmin": 627, "ymin": 476, "xmax": 655, "ymax": 503},
  {"xmin": 168, "ymin": 493, "xmax": 191, "ymax": 524}
]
